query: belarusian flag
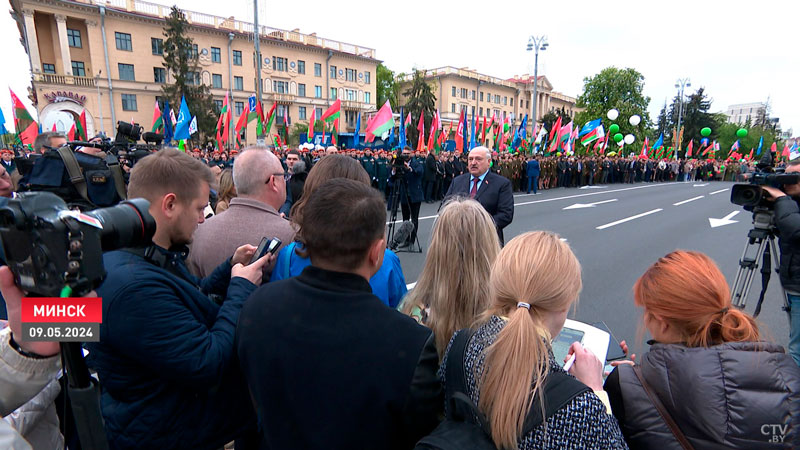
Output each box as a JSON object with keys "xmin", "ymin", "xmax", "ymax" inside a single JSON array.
[
  {"xmin": 307, "ymin": 107, "xmax": 315, "ymax": 142},
  {"xmin": 151, "ymin": 102, "xmax": 163, "ymax": 133},
  {"xmin": 76, "ymin": 110, "xmax": 88, "ymax": 140},
  {"xmin": 264, "ymin": 103, "xmax": 277, "ymax": 137},
  {"xmin": 10, "ymin": 88, "xmax": 37, "ymax": 145},
  {"xmin": 427, "ymin": 109, "xmax": 439, "ymax": 150},
  {"xmin": 321, "ymin": 99, "xmax": 341, "ymax": 122},
  {"xmin": 455, "ymin": 110, "xmax": 465, "ymax": 152},
  {"xmin": 365, "ymin": 100, "xmax": 394, "ymax": 141},
  {"xmin": 235, "ymin": 107, "xmax": 248, "ymax": 136},
  {"xmin": 67, "ymin": 123, "xmax": 76, "ymax": 141},
  {"xmin": 548, "ymin": 116, "xmax": 562, "ymax": 153},
  {"xmin": 416, "ymin": 110, "xmax": 425, "ymax": 151},
  {"xmin": 404, "ymin": 112, "xmax": 411, "ymax": 128},
  {"xmin": 481, "ymin": 116, "xmax": 487, "ymax": 144}
]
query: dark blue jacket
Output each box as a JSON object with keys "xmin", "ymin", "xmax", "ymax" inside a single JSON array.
[
  {"xmin": 527, "ymin": 159, "xmax": 540, "ymax": 177},
  {"xmin": 86, "ymin": 247, "xmax": 257, "ymax": 450},
  {"xmin": 446, "ymin": 171, "xmax": 514, "ymax": 245},
  {"xmin": 398, "ymin": 158, "xmax": 424, "ymax": 203}
]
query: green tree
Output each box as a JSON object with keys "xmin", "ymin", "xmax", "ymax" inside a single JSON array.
[
  {"xmin": 574, "ymin": 67, "xmax": 651, "ymax": 142},
  {"xmin": 161, "ymin": 6, "xmax": 217, "ymax": 144},
  {"xmin": 402, "ymin": 70, "xmax": 436, "ymax": 149},
  {"xmin": 539, "ymin": 107, "xmax": 572, "ymax": 133},
  {"xmin": 672, "ymin": 88, "xmax": 724, "ymax": 155},
  {"xmin": 289, "ymin": 120, "xmax": 326, "ymax": 146},
  {"xmin": 376, "ymin": 64, "xmax": 400, "ymax": 109}
]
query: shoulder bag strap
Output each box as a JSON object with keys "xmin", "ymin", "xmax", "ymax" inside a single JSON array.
[
  {"xmin": 56, "ymin": 146, "xmax": 89, "ymax": 202},
  {"xmin": 444, "ymin": 328, "xmax": 493, "ymax": 435},
  {"xmin": 521, "ymin": 371, "xmax": 591, "ymax": 434},
  {"xmin": 633, "ymin": 365, "xmax": 695, "ymax": 450},
  {"xmin": 105, "ymin": 153, "xmax": 128, "ymax": 200}
]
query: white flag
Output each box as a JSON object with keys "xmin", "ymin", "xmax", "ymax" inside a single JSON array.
[{"xmin": 188, "ymin": 116, "xmax": 198, "ymax": 135}]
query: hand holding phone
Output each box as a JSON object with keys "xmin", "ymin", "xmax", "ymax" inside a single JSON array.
[{"xmin": 250, "ymin": 237, "xmax": 282, "ymax": 264}]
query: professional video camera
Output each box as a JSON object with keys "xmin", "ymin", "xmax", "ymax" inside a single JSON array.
[
  {"xmin": 67, "ymin": 121, "xmax": 163, "ymax": 167},
  {"xmin": 731, "ymin": 150, "xmax": 800, "ymax": 208},
  {"xmin": 0, "ymin": 191, "xmax": 155, "ymax": 298},
  {"xmin": 391, "ymin": 148, "xmax": 410, "ymax": 175}
]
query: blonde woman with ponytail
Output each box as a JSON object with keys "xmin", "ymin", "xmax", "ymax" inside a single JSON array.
[
  {"xmin": 605, "ymin": 251, "xmax": 800, "ymax": 449},
  {"xmin": 439, "ymin": 231, "xmax": 628, "ymax": 450}
]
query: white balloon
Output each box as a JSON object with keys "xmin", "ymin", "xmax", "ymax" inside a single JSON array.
[
  {"xmin": 624, "ymin": 134, "xmax": 635, "ymax": 145},
  {"xmin": 629, "ymin": 115, "xmax": 641, "ymax": 126},
  {"xmin": 607, "ymin": 109, "xmax": 619, "ymax": 120}
]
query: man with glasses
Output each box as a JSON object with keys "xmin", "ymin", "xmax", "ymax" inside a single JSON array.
[
  {"xmin": 189, "ymin": 146, "xmax": 295, "ymax": 278},
  {"xmin": 33, "ymin": 131, "xmax": 67, "ymax": 154}
]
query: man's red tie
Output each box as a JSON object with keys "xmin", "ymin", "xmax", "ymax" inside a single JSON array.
[{"xmin": 470, "ymin": 177, "xmax": 478, "ymax": 198}]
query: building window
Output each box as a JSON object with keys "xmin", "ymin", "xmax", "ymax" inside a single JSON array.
[
  {"xmin": 329, "ymin": 65, "xmax": 337, "ymax": 79},
  {"xmin": 214, "ymin": 99, "xmax": 223, "ymax": 112},
  {"xmin": 345, "ymin": 68, "xmax": 356, "ymax": 82},
  {"xmin": 344, "ymin": 89, "xmax": 356, "ymax": 101},
  {"xmin": 115, "ymin": 32, "xmax": 132, "ymax": 51},
  {"xmin": 503, "ymin": 96, "xmax": 507, "ymax": 105},
  {"xmin": 42, "ymin": 63, "xmax": 55, "ymax": 74},
  {"xmin": 186, "ymin": 71, "xmax": 200, "ymax": 85},
  {"xmin": 121, "ymin": 94, "xmax": 137, "ymax": 111},
  {"xmin": 461, "ymin": 88, "xmax": 468, "ymax": 99},
  {"xmin": 153, "ymin": 67, "xmax": 166, "ymax": 83},
  {"xmin": 233, "ymin": 50, "xmax": 242, "ymax": 66},
  {"xmin": 471, "ymin": 90, "xmax": 476, "ymax": 100},
  {"xmin": 365, "ymin": 71, "xmax": 371, "ymax": 84},
  {"xmin": 235, "ymin": 101, "xmax": 244, "ymax": 116},
  {"xmin": 274, "ymin": 56, "xmax": 287, "ymax": 72},
  {"xmin": 188, "ymin": 44, "xmax": 198, "ymax": 59},
  {"xmin": 364, "ymin": 92, "xmax": 371, "ymax": 104},
  {"xmin": 298, "ymin": 83, "xmax": 306, "ymax": 97},
  {"xmin": 330, "ymin": 88, "xmax": 337, "ymax": 100},
  {"xmin": 451, "ymin": 103, "xmax": 456, "ymax": 113},
  {"xmin": 273, "ymin": 80, "xmax": 288, "ymax": 94},
  {"xmin": 451, "ymin": 86, "xmax": 456, "ymax": 96},
  {"xmin": 298, "ymin": 106, "xmax": 307, "ymax": 120},
  {"xmin": 471, "ymin": 106, "xmax": 475, "ymax": 116},
  {"xmin": 151, "ymin": 38, "xmax": 163, "ymax": 55},
  {"xmin": 315, "ymin": 107, "xmax": 323, "ymax": 118},
  {"xmin": 211, "ymin": 47, "xmax": 221, "ymax": 63},
  {"xmin": 526, "ymin": 100, "xmax": 529, "ymax": 109},
  {"xmin": 234, "ymin": 76, "xmax": 243, "ymax": 90},
  {"xmin": 212, "ymin": 73, "xmax": 222, "ymax": 89},
  {"xmin": 479, "ymin": 107, "xmax": 483, "ymax": 116},
  {"xmin": 297, "ymin": 60, "xmax": 305, "ymax": 74},
  {"xmin": 314, "ymin": 85, "xmax": 322, "ymax": 98},
  {"xmin": 314, "ymin": 63, "xmax": 322, "ymax": 77},
  {"xmin": 71, "ymin": 61, "xmax": 86, "ymax": 76},
  {"xmin": 479, "ymin": 92, "xmax": 484, "ymax": 102},
  {"xmin": 67, "ymin": 28, "xmax": 81, "ymax": 48}
]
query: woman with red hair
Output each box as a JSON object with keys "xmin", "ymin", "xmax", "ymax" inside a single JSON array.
[{"xmin": 605, "ymin": 250, "xmax": 800, "ymax": 449}]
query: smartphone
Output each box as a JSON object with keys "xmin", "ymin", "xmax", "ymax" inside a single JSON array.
[
  {"xmin": 590, "ymin": 321, "xmax": 627, "ymax": 361},
  {"xmin": 250, "ymin": 237, "xmax": 282, "ymax": 264},
  {"xmin": 266, "ymin": 237, "xmax": 282, "ymax": 255}
]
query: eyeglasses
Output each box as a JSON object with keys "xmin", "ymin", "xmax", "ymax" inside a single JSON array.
[{"xmin": 266, "ymin": 172, "xmax": 287, "ymax": 184}]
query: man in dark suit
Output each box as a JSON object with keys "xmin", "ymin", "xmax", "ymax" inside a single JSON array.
[
  {"xmin": 526, "ymin": 155, "xmax": 540, "ymax": 194},
  {"xmin": 423, "ymin": 150, "xmax": 436, "ymax": 202},
  {"xmin": 445, "ymin": 146, "xmax": 514, "ymax": 245},
  {"xmin": 237, "ymin": 179, "xmax": 441, "ymax": 450}
]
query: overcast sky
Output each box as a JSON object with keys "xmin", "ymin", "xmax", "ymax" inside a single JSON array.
[{"xmin": 1, "ymin": 0, "xmax": 797, "ymax": 136}]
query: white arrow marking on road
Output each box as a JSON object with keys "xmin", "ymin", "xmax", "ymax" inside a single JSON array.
[
  {"xmin": 708, "ymin": 211, "xmax": 740, "ymax": 228},
  {"xmin": 406, "ymin": 281, "xmax": 417, "ymax": 290},
  {"xmin": 673, "ymin": 195, "xmax": 704, "ymax": 206},
  {"xmin": 693, "ymin": 183, "xmax": 709, "ymax": 187},
  {"xmin": 596, "ymin": 209, "xmax": 663, "ymax": 230},
  {"xmin": 709, "ymin": 188, "xmax": 729, "ymax": 195},
  {"xmin": 579, "ymin": 185, "xmax": 608, "ymax": 190},
  {"xmin": 563, "ymin": 199, "xmax": 618, "ymax": 210}
]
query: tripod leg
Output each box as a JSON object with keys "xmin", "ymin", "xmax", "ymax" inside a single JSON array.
[
  {"xmin": 731, "ymin": 237, "xmax": 768, "ymax": 310},
  {"xmin": 770, "ymin": 237, "xmax": 792, "ymax": 321}
]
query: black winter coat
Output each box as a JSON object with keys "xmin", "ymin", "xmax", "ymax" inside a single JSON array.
[
  {"xmin": 605, "ymin": 341, "xmax": 800, "ymax": 449},
  {"xmin": 774, "ymin": 196, "xmax": 800, "ymax": 292}
]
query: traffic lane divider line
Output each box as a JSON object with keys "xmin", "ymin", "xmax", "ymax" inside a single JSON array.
[{"xmin": 595, "ymin": 209, "xmax": 663, "ymax": 230}]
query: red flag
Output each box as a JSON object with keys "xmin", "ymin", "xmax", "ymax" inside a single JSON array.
[
  {"xmin": 67, "ymin": 123, "xmax": 76, "ymax": 141},
  {"xmin": 235, "ymin": 108, "xmax": 248, "ymax": 138},
  {"xmin": 783, "ymin": 144, "xmax": 791, "ymax": 159},
  {"xmin": 686, "ymin": 140, "xmax": 693, "ymax": 157},
  {"xmin": 78, "ymin": 110, "xmax": 88, "ymax": 140},
  {"xmin": 747, "ymin": 149, "xmax": 754, "ymax": 160},
  {"xmin": 481, "ymin": 116, "xmax": 487, "ymax": 144},
  {"xmin": 771, "ymin": 141, "xmax": 777, "ymax": 154},
  {"xmin": 455, "ymin": 110, "xmax": 465, "ymax": 152},
  {"xmin": 641, "ymin": 136, "xmax": 649, "ymax": 158},
  {"xmin": 427, "ymin": 111, "xmax": 438, "ymax": 150},
  {"xmin": 51, "ymin": 123, "xmax": 56, "ymax": 132},
  {"xmin": 416, "ymin": 110, "xmax": 425, "ymax": 151},
  {"xmin": 404, "ymin": 112, "xmax": 411, "ymax": 128}
]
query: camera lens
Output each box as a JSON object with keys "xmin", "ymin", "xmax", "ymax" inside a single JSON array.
[{"xmin": 87, "ymin": 199, "xmax": 156, "ymax": 251}]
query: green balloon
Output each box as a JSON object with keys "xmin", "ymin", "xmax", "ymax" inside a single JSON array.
[
  {"xmin": 701, "ymin": 127, "xmax": 711, "ymax": 137},
  {"xmin": 737, "ymin": 128, "xmax": 748, "ymax": 138},
  {"xmin": 613, "ymin": 133, "xmax": 624, "ymax": 142},
  {"xmin": 609, "ymin": 124, "xmax": 620, "ymax": 134}
]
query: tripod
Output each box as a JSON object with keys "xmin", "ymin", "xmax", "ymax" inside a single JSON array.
[
  {"xmin": 730, "ymin": 208, "xmax": 791, "ymax": 320},
  {"xmin": 387, "ymin": 169, "xmax": 422, "ymax": 253}
]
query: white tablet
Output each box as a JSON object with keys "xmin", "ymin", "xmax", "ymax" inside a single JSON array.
[{"xmin": 552, "ymin": 319, "xmax": 610, "ymax": 367}]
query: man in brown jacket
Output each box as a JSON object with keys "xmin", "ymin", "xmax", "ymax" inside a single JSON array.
[{"xmin": 189, "ymin": 146, "xmax": 295, "ymax": 278}]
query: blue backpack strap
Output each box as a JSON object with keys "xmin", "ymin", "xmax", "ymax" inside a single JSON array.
[{"xmin": 281, "ymin": 241, "xmax": 296, "ymax": 279}]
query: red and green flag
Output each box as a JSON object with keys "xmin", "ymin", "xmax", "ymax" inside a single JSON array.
[
  {"xmin": 10, "ymin": 88, "xmax": 37, "ymax": 145},
  {"xmin": 321, "ymin": 99, "xmax": 341, "ymax": 123},
  {"xmin": 263, "ymin": 102, "xmax": 277, "ymax": 137},
  {"xmin": 307, "ymin": 107, "xmax": 315, "ymax": 142},
  {"xmin": 365, "ymin": 100, "xmax": 394, "ymax": 143},
  {"xmin": 151, "ymin": 101, "xmax": 163, "ymax": 133},
  {"xmin": 76, "ymin": 110, "xmax": 87, "ymax": 140}
]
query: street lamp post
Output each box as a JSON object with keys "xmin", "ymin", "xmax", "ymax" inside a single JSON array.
[
  {"xmin": 675, "ymin": 77, "xmax": 691, "ymax": 157},
  {"xmin": 526, "ymin": 35, "xmax": 548, "ymax": 142}
]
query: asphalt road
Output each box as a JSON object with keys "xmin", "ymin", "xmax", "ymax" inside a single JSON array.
[{"xmin": 392, "ymin": 181, "xmax": 791, "ymax": 356}]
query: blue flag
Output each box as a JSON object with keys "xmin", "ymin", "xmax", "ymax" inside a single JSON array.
[
  {"xmin": 353, "ymin": 112, "xmax": 361, "ymax": 148},
  {"xmin": 174, "ymin": 95, "xmax": 192, "ymax": 140},
  {"xmin": 0, "ymin": 107, "xmax": 6, "ymax": 135},
  {"xmin": 653, "ymin": 133, "xmax": 664, "ymax": 149},
  {"xmin": 398, "ymin": 107, "xmax": 406, "ymax": 148},
  {"xmin": 469, "ymin": 109, "xmax": 476, "ymax": 150},
  {"xmin": 162, "ymin": 100, "xmax": 174, "ymax": 142},
  {"xmin": 756, "ymin": 136, "xmax": 763, "ymax": 156},
  {"xmin": 579, "ymin": 118, "xmax": 602, "ymax": 137},
  {"xmin": 512, "ymin": 114, "xmax": 528, "ymax": 149},
  {"xmin": 387, "ymin": 120, "xmax": 395, "ymax": 147}
]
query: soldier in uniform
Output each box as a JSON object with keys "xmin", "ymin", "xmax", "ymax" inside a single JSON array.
[
  {"xmin": 360, "ymin": 149, "xmax": 378, "ymax": 188},
  {"xmin": 375, "ymin": 151, "xmax": 390, "ymax": 202}
]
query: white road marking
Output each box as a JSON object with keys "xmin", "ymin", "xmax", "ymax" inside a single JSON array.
[
  {"xmin": 709, "ymin": 188, "xmax": 729, "ymax": 195},
  {"xmin": 709, "ymin": 211, "xmax": 740, "ymax": 228},
  {"xmin": 563, "ymin": 199, "xmax": 618, "ymax": 210},
  {"xmin": 406, "ymin": 281, "xmax": 417, "ymax": 290},
  {"xmin": 693, "ymin": 183, "xmax": 709, "ymax": 187},
  {"xmin": 673, "ymin": 195, "xmax": 704, "ymax": 206},
  {"xmin": 596, "ymin": 209, "xmax": 663, "ymax": 230}
]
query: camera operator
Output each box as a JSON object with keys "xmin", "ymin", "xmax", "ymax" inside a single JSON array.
[
  {"xmin": 761, "ymin": 160, "xmax": 800, "ymax": 366},
  {"xmin": 32, "ymin": 132, "xmax": 67, "ymax": 155},
  {"xmin": 391, "ymin": 147, "xmax": 423, "ymax": 248},
  {"xmin": 85, "ymin": 149, "xmax": 273, "ymax": 449}
]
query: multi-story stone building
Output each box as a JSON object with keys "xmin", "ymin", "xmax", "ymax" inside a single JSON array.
[
  {"xmin": 10, "ymin": 0, "xmax": 378, "ymax": 144},
  {"xmin": 726, "ymin": 102, "xmax": 767, "ymax": 125},
  {"xmin": 397, "ymin": 67, "xmax": 579, "ymax": 135}
]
